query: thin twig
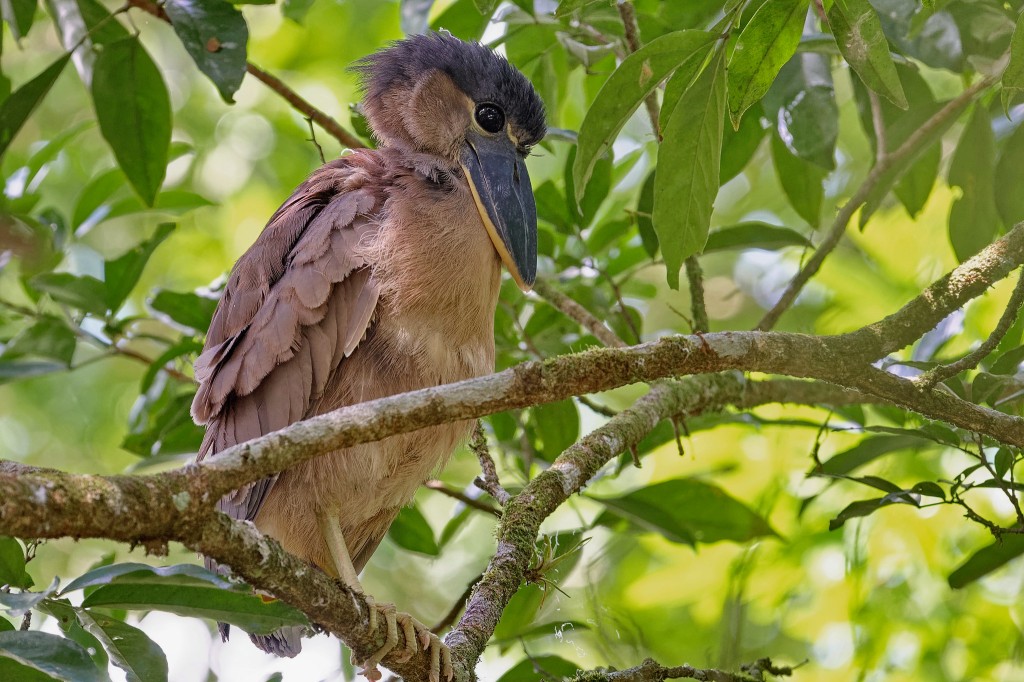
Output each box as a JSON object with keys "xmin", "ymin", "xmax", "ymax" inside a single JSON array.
[
  {"xmin": 684, "ymin": 255, "xmax": 710, "ymax": 333},
  {"xmin": 971, "ymin": 434, "xmax": 1024, "ymax": 528},
  {"xmin": 424, "ymin": 480, "xmax": 500, "ymax": 517},
  {"xmin": 126, "ymin": 0, "xmax": 365, "ymax": 150},
  {"xmin": 756, "ymin": 76, "xmax": 995, "ymax": 331},
  {"xmin": 532, "ymin": 278, "xmax": 626, "ymax": 348},
  {"xmin": 916, "ymin": 269, "xmax": 1024, "ymax": 388},
  {"xmin": 577, "ymin": 395, "xmax": 618, "ymax": 417},
  {"xmin": 306, "ymin": 117, "xmax": 326, "ymax": 164},
  {"xmin": 470, "ymin": 421, "xmax": 511, "ymax": 505}
]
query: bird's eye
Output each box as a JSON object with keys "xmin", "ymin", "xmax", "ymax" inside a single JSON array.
[{"xmin": 475, "ymin": 103, "xmax": 506, "ymax": 134}]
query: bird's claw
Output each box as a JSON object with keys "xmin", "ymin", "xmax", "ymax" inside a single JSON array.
[{"xmin": 354, "ymin": 603, "xmax": 453, "ymax": 682}]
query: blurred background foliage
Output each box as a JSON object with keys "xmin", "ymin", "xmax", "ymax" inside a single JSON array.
[{"xmin": 2, "ymin": 0, "xmax": 1024, "ymax": 680}]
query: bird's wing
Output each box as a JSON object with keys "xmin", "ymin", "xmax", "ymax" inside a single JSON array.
[{"xmin": 192, "ymin": 157, "xmax": 382, "ymax": 521}]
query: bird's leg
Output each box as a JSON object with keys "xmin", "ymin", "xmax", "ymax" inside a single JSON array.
[{"xmin": 316, "ymin": 511, "xmax": 455, "ymax": 681}]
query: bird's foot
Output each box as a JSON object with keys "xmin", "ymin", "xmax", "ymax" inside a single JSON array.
[{"xmin": 354, "ymin": 596, "xmax": 453, "ymax": 682}]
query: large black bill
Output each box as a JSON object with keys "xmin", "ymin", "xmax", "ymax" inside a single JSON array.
[{"xmin": 460, "ymin": 130, "xmax": 537, "ymax": 291}]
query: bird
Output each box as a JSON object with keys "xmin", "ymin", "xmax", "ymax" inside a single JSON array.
[{"xmin": 190, "ymin": 32, "xmax": 545, "ymax": 682}]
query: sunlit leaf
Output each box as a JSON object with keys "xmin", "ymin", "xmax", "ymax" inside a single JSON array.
[
  {"xmin": 820, "ymin": 435, "xmax": 928, "ymax": 476},
  {"xmin": 91, "ymin": 37, "xmax": 171, "ymax": 206},
  {"xmin": 827, "ymin": 0, "xmax": 907, "ymax": 108},
  {"xmin": 654, "ymin": 48, "xmax": 726, "ymax": 288},
  {"xmin": 573, "ymin": 30, "xmax": 715, "ymax": 200},
  {"xmin": 828, "ymin": 493, "xmax": 916, "ymax": 530},
  {"xmin": 495, "ymin": 654, "xmax": 578, "ymax": 681},
  {"xmin": 2, "ymin": 0, "xmax": 37, "ymax": 42},
  {"xmin": 595, "ymin": 478, "xmax": 777, "ymax": 545},
  {"xmin": 726, "ymin": 0, "xmax": 808, "ymax": 127}
]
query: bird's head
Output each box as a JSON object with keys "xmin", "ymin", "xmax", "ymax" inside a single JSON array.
[{"xmin": 355, "ymin": 32, "xmax": 546, "ymax": 290}]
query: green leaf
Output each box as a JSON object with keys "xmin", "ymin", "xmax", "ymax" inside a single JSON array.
[
  {"xmin": 30, "ymin": 273, "xmax": 109, "ymax": 315},
  {"xmin": 995, "ymin": 121, "xmax": 1024, "ymax": 227},
  {"xmin": 430, "ymin": 0, "xmax": 490, "ymax": 40},
  {"xmin": 471, "ymin": 0, "xmax": 497, "ymax": 13},
  {"xmin": 720, "ymin": 106, "xmax": 767, "ymax": 183},
  {"xmin": 1002, "ymin": 10, "xmax": 1024, "ymax": 113},
  {"xmin": 0, "ymin": 54, "xmax": 70, "ymax": 160},
  {"xmin": 63, "ymin": 563, "xmax": 231, "ymax": 594},
  {"xmin": 827, "ymin": 0, "xmax": 907, "ymax": 108},
  {"xmin": 0, "ymin": 537, "xmax": 32, "ymax": 590},
  {"xmin": 703, "ymin": 222, "xmax": 811, "ymax": 252},
  {"xmin": 36, "ymin": 600, "xmax": 109, "ymax": 670},
  {"xmin": 595, "ymin": 478, "xmax": 777, "ymax": 546},
  {"xmin": 72, "ymin": 168, "xmax": 127, "ymax": 231},
  {"xmin": 948, "ymin": 534, "xmax": 1024, "ymax": 588},
  {"xmin": 75, "ymin": 564, "xmax": 307, "ymax": 635},
  {"xmin": 0, "ymin": 631, "xmax": 106, "ymax": 682},
  {"xmin": 0, "ymin": 360, "xmax": 67, "ymax": 384},
  {"xmin": 636, "ymin": 170, "xmax": 658, "ymax": 257},
  {"xmin": 948, "ymin": 105, "xmax": 1000, "ymax": 263},
  {"xmin": 281, "ymin": 0, "xmax": 313, "ymax": 23},
  {"xmin": 91, "ymin": 37, "xmax": 171, "ymax": 206},
  {"xmin": 148, "ymin": 290, "xmax": 218, "ymax": 331},
  {"xmin": 828, "ymin": 493, "xmax": 915, "ymax": 530},
  {"xmin": 77, "ymin": 612, "xmax": 167, "ymax": 682},
  {"xmin": 859, "ymin": 99, "xmax": 955, "ymax": 227},
  {"xmin": 726, "ymin": 0, "xmax": 809, "ymax": 127},
  {"xmin": 387, "ymin": 505, "xmax": 439, "ymax": 556},
  {"xmin": 532, "ymin": 399, "xmax": 579, "ymax": 458},
  {"xmin": 2, "ymin": 316, "xmax": 76, "ymax": 365},
  {"xmin": 164, "ymin": 0, "xmax": 248, "ymax": 103},
  {"xmin": 2, "ymin": 0, "xmax": 37, "ymax": 42},
  {"xmin": 762, "ymin": 52, "xmax": 837, "ymax": 170},
  {"xmin": 770, "ymin": 132, "xmax": 824, "ymax": 227},
  {"xmin": 495, "ymin": 655, "xmax": 579, "ymax": 682},
  {"xmin": 820, "ymin": 434, "xmax": 926, "ymax": 476},
  {"xmin": 0, "ymin": 618, "xmax": 13, "ymax": 633},
  {"xmin": 573, "ymin": 30, "xmax": 716, "ymax": 200},
  {"xmin": 654, "ymin": 48, "xmax": 727, "ymax": 289},
  {"xmin": 103, "ymin": 223, "xmax": 175, "ymax": 311}
]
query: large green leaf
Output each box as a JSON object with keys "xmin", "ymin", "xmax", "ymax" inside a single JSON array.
[
  {"xmin": 1002, "ymin": 10, "xmax": 1024, "ymax": 113},
  {"xmin": 995, "ymin": 121, "xmax": 1024, "ymax": 227},
  {"xmin": 0, "ymin": 54, "xmax": 70, "ymax": 159},
  {"xmin": 948, "ymin": 534, "xmax": 1024, "ymax": 589},
  {"xmin": 1, "ymin": 316, "xmax": 76, "ymax": 365},
  {"xmin": 495, "ymin": 655, "xmax": 578, "ymax": 681},
  {"xmin": 948, "ymin": 104, "xmax": 1000, "ymax": 263},
  {"xmin": 0, "ymin": 537, "xmax": 32, "ymax": 589},
  {"xmin": 0, "ymin": 631, "xmax": 107, "ymax": 682},
  {"xmin": 827, "ymin": 0, "xmax": 907, "ymax": 108},
  {"xmin": 148, "ymin": 290, "xmax": 218, "ymax": 332},
  {"xmin": 533, "ymin": 398, "xmax": 579, "ymax": 458},
  {"xmin": 103, "ymin": 223, "xmax": 175, "ymax": 311},
  {"xmin": 770, "ymin": 132, "xmax": 824, "ymax": 227},
  {"xmin": 595, "ymin": 478, "xmax": 777, "ymax": 546},
  {"xmin": 387, "ymin": 505, "xmax": 439, "ymax": 556},
  {"xmin": 91, "ymin": 37, "xmax": 171, "ymax": 206},
  {"xmin": 654, "ymin": 48, "xmax": 726, "ymax": 289},
  {"xmin": 164, "ymin": 0, "xmax": 248, "ymax": 103},
  {"xmin": 820, "ymin": 434, "xmax": 927, "ymax": 476},
  {"xmin": 72, "ymin": 564, "xmax": 308, "ymax": 635},
  {"xmin": 2, "ymin": 0, "xmax": 37, "ymax": 42},
  {"xmin": 703, "ymin": 222, "xmax": 811, "ymax": 253},
  {"xmin": 30, "ymin": 273, "xmax": 109, "ymax": 316},
  {"xmin": 726, "ymin": 0, "xmax": 809, "ymax": 127},
  {"xmin": 77, "ymin": 612, "xmax": 167, "ymax": 682},
  {"xmin": 572, "ymin": 30, "xmax": 716, "ymax": 201}
]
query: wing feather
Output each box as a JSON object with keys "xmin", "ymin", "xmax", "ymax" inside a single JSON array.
[{"xmin": 193, "ymin": 157, "xmax": 383, "ymax": 523}]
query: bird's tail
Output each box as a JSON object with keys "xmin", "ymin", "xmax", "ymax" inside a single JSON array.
[{"xmin": 205, "ymin": 555, "xmax": 304, "ymax": 657}]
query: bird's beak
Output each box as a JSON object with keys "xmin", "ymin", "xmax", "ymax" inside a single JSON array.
[{"xmin": 460, "ymin": 130, "xmax": 537, "ymax": 291}]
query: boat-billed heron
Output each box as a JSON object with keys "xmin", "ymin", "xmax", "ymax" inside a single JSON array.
[{"xmin": 190, "ymin": 32, "xmax": 545, "ymax": 681}]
